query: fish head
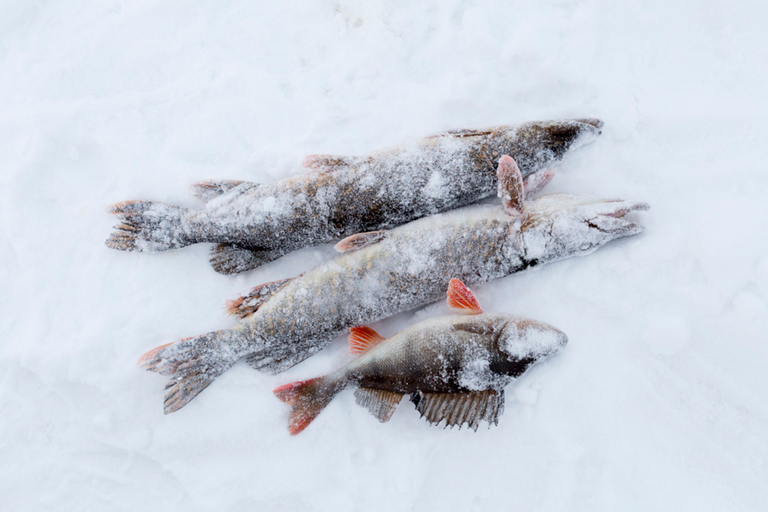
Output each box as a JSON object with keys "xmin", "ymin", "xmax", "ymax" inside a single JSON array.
[
  {"xmin": 495, "ymin": 318, "xmax": 568, "ymax": 370},
  {"xmin": 517, "ymin": 194, "xmax": 650, "ymax": 265},
  {"xmin": 490, "ymin": 119, "xmax": 604, "ymax": 176}
]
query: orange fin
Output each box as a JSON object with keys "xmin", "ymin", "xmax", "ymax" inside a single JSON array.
[
  {"xmin": 349, "ymin": 326, "xmax": 386, "ymax": 355},
  {"xmin": 302, "ymin": 154, "xmax": 371, "ymax": 171},
  {"xmin": 225, "ymin": 277, "xmax": 295, "ymax": 318},
  {"xmin": 334, "ymin": 230, "xmax": 388, "ymax": 253},
  {"xmin": 496, "ymin": 155, "xmax": 525, "ymax": 216},
  {"xmin": 273, "ymin": 377, "xmax": 341, "ymax": 435},
  {"xmin": 447, "ymin": 278, "xmax": 483, "ymax": 314}
]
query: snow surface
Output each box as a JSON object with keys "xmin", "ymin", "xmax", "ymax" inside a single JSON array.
[{"xmin": 1, "ymin": 1, "xmax": 767, "ymax": 510}]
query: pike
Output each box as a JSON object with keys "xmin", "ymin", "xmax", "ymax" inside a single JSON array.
[
  {"xmin": 139, "ymin": 156, "xmax": 649, "ymax": 414},
  {"xmin": 108, "ymin": 119, "xmax": 603, "ymax": 274},
  {"xmin": 274, "ymin": 279, "xmax": 568, "ymax": 435}
]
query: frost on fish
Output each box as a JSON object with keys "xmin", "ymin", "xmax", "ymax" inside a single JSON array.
[
  {"xmin": 139, "ymin": 158, "xmax": 648, "ymax": 414},
  {"xmin": 107, "ymin": 119, "xmax": 603, "ymax": 273},
  {"xmin": 270, "ymin": 280, "xmax": 569, "ymax": 434}
]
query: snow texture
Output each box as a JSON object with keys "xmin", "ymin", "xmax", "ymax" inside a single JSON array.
[{"xmin": 2, "ymin": 1, "xmax": 767, "ymax": 511}]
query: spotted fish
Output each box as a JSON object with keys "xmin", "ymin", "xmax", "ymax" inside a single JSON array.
[{"xmin": 108, "ymin": 119, "xmax": 603, "ymax": 274}]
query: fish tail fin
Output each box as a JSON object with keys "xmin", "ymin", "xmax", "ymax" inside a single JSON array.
[
  {"xmin": 138, "ymin": 330, "xmax": 242, "ymax": 414},
  {"xmin": 273, "ymin": 375, "xmax": 345, "ymax": 435},
  {"xmin": 210, "ymin": 244, "xmax": 286, "ymax": 275},
  {"xmin": 106, "ymin": 200, "xmax": 193, "ymax": 252}
]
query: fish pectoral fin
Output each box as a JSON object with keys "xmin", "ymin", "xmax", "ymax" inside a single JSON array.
[
  {"xmin": 225, "ymin": 276, "xmax": 295, "ymax": 318},
  {"xmin": 496, "ymin": 155, "xmax": 525, "ymax": 216},
  {"xmin": 302, "ymin": 154, "xmax": 372, "ymax": 171},
  {"xmin": 354, "ymin": 388, "xmax": 404, "ymax": 423},
  {"xmin": 446, "ymin": 278, "xmax": 483, "ymax": 314},
  {"xmin": 348, "ymin": 326, "xmax": 386, "ymax": 355},
  {"xmin": 410, "ymin": 389, "xmax": 505, "ymax": 431},
  {"xmin": 334, "ymin": 230, "xmax": 389, "ymax": 253},
  {"xmin": 190, "ymin": 180, "xmax": 257, "ymax": 202}
]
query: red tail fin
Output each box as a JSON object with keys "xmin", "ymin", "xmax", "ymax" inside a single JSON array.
[{"xmin": 273, "ymin": 377, "xmax": 342, "ymax": 435}]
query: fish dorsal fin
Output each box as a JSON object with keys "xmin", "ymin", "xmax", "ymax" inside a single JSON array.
[
  {"xmin": 410, "ymin": 389, "xmax": 505, "ymax": 431},
  {"xmin": 191, "ymin": 180, "xmax": 258, "ymax": 202},
  {"xmin": 334, "ymin": 230, "xmax": 389, "ymax": 253},
  {"xmin": 302, "ymin": 154, "xmax": 372, "ymax": 171},
  {"xmin": 497, "ymin": 155, "xmax": 525, "ymax": 216},
  {"xmin": 426, "ymin": 128, "xmax": 496, "ymax": 139},
  {"xmin": 354, "ymin": 388, "xmax": 404, "ymax": 422},
  {"xmin": 348, "ymin": 326, "xmax": 386, "ymax": 355},
  {"xmin": 447, "ymin": 278, "xmax": 483, "ymax": 315},
  {"xmin": 225, "ymin": 277, "xmax": 295, "ymax": 318}
]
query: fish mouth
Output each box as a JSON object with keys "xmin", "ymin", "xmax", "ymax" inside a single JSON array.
[{"xmin": 583, "ymin": 199, "xmax": 650, "ymax": 238}]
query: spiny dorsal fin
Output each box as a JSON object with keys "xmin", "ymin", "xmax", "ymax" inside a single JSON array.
[
  {"xmin": 410, "ymin": 389, "xmax": 505, "ymax": 431},
  {"xmin": 497, "ymin": 155, "xmax": 525, "ymax": 216},
  {"xmin": 334, "ymin": 230, "xmax": 389, "ymax": 253},
  {"xmin": 447, "ymin": 278, "xmax": 483, "ymax": 315},
  {"xmin": 348, "ymin": 326, "xmax": 386, "ymax": 355},
  {"xmin": 225, "ymin": 277, "xmax": 295, "ymax": 318},
  {"xmin": 522, "ymin": 168, "xmax": 555, "ymax": 199},
  {"xmin": 354, "ymin": 388, "xmax": 403, "ymax": 422},
  {"xmin": 190, "ymin": 180, "xmax": 254, "ymax": 202},
  {"xmin": 302, "ymin": 154, "xmax": 372, "ymax": 171}
]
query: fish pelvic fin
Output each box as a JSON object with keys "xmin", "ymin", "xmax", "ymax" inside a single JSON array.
[
  {"xmin": 138, "ymin": 330, "xmax": 243, "ymax": 414},
  {"xmin": 106, "ymin": 200, "xmax": 193, "ymax": 252},
  {"xmin": 210, "ymin": 244, "xmax": 287, "ymax": 275},
  {"xmin": 274, "ymin": 375, "xmax": 345, "ymax": 435},
  {"xmin": 225, "ymin": 277, "xmax": 295, "ymax": 319}
]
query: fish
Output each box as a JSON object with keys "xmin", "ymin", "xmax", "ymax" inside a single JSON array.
[
  {"xmin": 138, "ymin": 156, "xmax": 648, "ymax": 414},
  {"xmin": 107, "ymin": 119, "xmax": 603, "ymax": 274},
  {"xmin": 274, "ymin": 279, "xmax": 567, "ymax": 435}
]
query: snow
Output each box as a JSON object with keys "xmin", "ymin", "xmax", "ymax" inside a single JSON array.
[{"xmin": 1, "ymin": 1, "xmax": 767, "ymax": 511}]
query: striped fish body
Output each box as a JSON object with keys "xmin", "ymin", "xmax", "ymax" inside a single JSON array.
[
  {"xmin": 345, "ymin": 314, "xmax": 567, "ymax": 394},
  {"xmin": 273, "ymin": 308, "xmax": 568, "ymax": 434}
]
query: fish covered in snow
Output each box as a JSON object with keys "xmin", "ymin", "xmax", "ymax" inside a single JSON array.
[
  {"xmin": 139, "ymin": 156, "xmax": 648, "ymax": 414},
  {"xmin": 108, "ymin": 119, "xmax": 603, "ymax": 274},
  {"xmin": 274, "ymin": 279, "xmax": 567, "ymax": 434}
]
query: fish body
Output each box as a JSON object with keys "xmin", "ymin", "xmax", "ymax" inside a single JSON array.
[
  {"xmin": 108, "ymin": 119, "xmax": 603, "ymax": 273},
  {"xmin": 273, "ymin": 280, "xmax": 568, "ymax": 434},
  {"xmin": 141, "ymin": 190, "xmax": 648, "ymax": 414}
]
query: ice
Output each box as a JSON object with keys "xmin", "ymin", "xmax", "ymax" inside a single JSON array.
[{"xmin": 2, "ymin": 1, "xmax": 768, "ymax": 511}]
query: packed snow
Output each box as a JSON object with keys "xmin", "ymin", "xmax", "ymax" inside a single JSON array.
[{"xmin": 1, "ymin": 1, "xmax": 767, "ymax": 511}]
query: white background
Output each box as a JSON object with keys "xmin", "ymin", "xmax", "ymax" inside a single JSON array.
[{"xmin": 1, "ymin": 1, "xmax": 766, "ymax": 510}]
